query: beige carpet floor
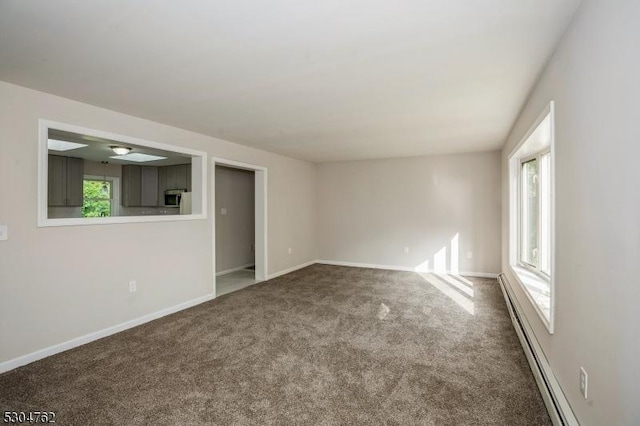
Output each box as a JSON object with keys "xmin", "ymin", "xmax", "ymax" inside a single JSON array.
[{"xmin": 0, "ymin": 264, "xmax": 550, "ymax": 425}]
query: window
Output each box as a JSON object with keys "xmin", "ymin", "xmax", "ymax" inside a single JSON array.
[
  {"xmin": 508, "ymin": 102, "xmax": 555, "ymax": 332},
  {"xmin": 83, "ymin": 179, "xmax": 113, "ymax": 218},
  {"xmin": 520, "ymin": 152, "xmax": 551, "ymax": 276}
]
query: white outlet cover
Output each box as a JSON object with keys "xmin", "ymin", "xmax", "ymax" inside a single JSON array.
[
  {"xmin": 404, "ymin": 247, "xmax": 410, "ymax": 254},
  {"xmin": 467, "ymin": 251, "xmax": 473, "ymax": 259},
  {"xmin": 220, "ymin": 208, "xmax": 227, "ymax": 215},
  {"xmin": 579, "ymin": 367, "xmax": 588, "ymax": 399},
  {"xmin": 0, "ymin": 225, "xmax": 7, "ymax": 241},
  {"xmin": 129, "ymin": 280, "xmax": 137, "ymax": 292}
]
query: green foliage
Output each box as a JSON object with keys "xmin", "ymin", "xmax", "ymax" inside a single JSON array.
[{"xmin": 82, "ymin": 180, "xmax": 111, "ymax": 217}]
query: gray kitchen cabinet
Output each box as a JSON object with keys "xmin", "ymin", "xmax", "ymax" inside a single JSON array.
[
  {"xmin": 121, "ymin": 165, "xmax": 142, "ymax": 207},
  {"xmin": 141, "ymin": 166, "xmax": 159, "ymax": 206},
  {"xmin": 165, "ymin": 164, "xmax": 188, "ymax": 190},
  {"xmin": 186, "ymin": 163, "xmax": 192, "ymax": 191},
  {"xmin": 156, "ymin": 163, "xmax": 191, "ymax": 204},
  {"xmin": 122, "ymin": 165, "xmax": 159, "ymax": 207},
  {"xmin": 165, "ymin": 164, "xmax": 177, "ymax": 190},
  {"xmin": 48, "ymin": 155, "xmax": 66, "ymax": 206},
  {"xmin": 157, "ymin": 166, "xmax": 167, "ymax": 204},
  {"xmin": 66, "ymin": 157, "xmax": 84, "ymax": 206},
  {"xmin": 48, "ymin": 155, "xmax": 84, "ymax": 207}
]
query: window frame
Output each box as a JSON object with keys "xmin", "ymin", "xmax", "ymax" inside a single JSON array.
[
  {"xmin": 82, "ymin": 175, "xmax": 121, "ymax": 218},
  {"xmin": 508, "ymin": 102, "xmax": 555, "ymax": 333},
  {"xmin": 517, "ymin": 149, "xmax": 551, "ymax": 280}
]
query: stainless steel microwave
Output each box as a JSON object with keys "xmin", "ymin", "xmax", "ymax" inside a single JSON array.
[{"xmin": 164, "ymin": 189, "xmax": 186, "ymax": 206}]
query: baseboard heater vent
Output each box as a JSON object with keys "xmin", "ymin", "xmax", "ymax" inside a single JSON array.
[{"xmin": 497, "ymin": 273, "xmax": 578, "ymax": 426}]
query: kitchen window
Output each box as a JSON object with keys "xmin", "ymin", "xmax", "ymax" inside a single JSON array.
[
  {"xmin": 508, "ymin": 102, "xmax": 555, "ymax": 332},
  {"xmin": 83, "ymin": 179, "xmax": 112, "ymax": 217},
  {"xmin": 82, "ymin": 177, "xmax": 121, "ymax": 218}
]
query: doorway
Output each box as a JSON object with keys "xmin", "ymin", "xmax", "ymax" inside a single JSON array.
[{"xmin": 212, "ymin": 158, "xmax": 267, "ymax": 297}]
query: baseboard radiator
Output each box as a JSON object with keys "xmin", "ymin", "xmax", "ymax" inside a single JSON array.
[{"xmin": 497, "ymin": 273, "xmax": 578, "ymax": 426}]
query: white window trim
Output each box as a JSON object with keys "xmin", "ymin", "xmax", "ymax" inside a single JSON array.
[
  {"xmin": 38, "ymin": 119, "xmax": 207, "ymax": 227},
  {"xmin": 508, "ymin": 102, "xmax": 556, "ymax": 334}
]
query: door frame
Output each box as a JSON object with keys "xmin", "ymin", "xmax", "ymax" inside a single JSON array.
[{"xmin": 211, "ymin": 157, "xmax": 267, "ymax": 296}]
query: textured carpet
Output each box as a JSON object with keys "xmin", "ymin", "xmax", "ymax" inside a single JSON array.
[{"xmin": 0, "ymin": 264, "xmax": 550, "ymax": 425}]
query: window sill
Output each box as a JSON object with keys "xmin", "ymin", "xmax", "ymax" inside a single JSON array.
[
  {"xmin": 509, "ymin": 264, "xmax": 552, "ymax": 332},
  {"xmin": 38, "ymin": 213, "xmax": 206, "ymax": 227}
]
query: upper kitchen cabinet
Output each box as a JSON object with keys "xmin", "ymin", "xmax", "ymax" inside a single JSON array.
[
  {"xmin": 157, "ymin": 166, "xmax": 167, "ymax": 204},
  {"xmin": 141, "ymin": 166, "xmax": 159, "ymax": 206},
  {"xmin": 186, "ymin": 164, "xmax": 192, "ymax": 191},
  {"xmin": 48, "ymin": 155, "xmax": 84, "ymax": 206},
  {"xmin": 158, "ymin": 164, "xmax": 192, "ymax": 200},
  {"xmin": 164, "ymin": 164, "xmax": 191, "ymax": 190},
  {"xmin": 122, "ymin": 165, "xmax": 159, "ymax": 207}
]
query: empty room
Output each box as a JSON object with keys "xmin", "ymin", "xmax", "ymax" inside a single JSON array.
[{"xmin": 0, "ymin": 1, "xmax": 638, "ymax": 425}]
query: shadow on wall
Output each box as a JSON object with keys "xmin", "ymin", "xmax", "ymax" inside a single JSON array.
[{"xmin": 414, "ymin": 233, "xmax": 476, "ymax": 315}]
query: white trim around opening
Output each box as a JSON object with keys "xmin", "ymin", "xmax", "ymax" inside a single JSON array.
[
  {"xmin": 38, "ymin": 119, "xmax": 208, "ymax": 227},
  {"xmin": 507, "ymin": 101, "xmax": 556, "ymax": 334},
  {"xmin": 211, "ymin": 157, "xmax": 268, "ymax": 297}
]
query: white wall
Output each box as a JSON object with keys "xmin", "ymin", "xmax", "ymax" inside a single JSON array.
[
  {"xmin": 501, "ymin": 0, "xmax": 640, "ymax": 424},
  {"xmin": 318, "ymin": 152, "xmax": 501, "ymax": 274},
  {"xmin": 215, "ymin": 166, "xmax": 255, "ymax": 272},
  {"xmin": 0, "ymin": 81, "xmax": 317, "ymax": 365}
]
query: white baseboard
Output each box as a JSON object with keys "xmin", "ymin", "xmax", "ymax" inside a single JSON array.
[
  {"xmin": 498, "ymin": 274, "xmax": 578, "ymax": 426},
  {"xmin": 0, "ymin": 293, "xmax": 216, "ymax": 374},
  {"xmin": 317, "ymin": 259, "xmax": 414, "ymax": 272},
  {"xmin": 267, "ymin": 260, "xmax": 316, "ymax": 280},
  {"xmin": 316, "ymin": 260, "xmax": 498, "ymax": 278},
  {"xmin": 216, "ymin": 263, "xmax": 255, "ymax": 276}
]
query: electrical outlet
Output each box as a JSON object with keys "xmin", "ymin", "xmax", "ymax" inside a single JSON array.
[
  {"xmin": 404, "ymin": 246, "xmax": 410, "ymax": 254},
  {"xmin": 129, "ymin": 280, "xmax": 137, "ymax": 293},
  {"xmin": 288, "ymin": 247, "xmax": 292, "ymax": 255},
  {"xmin": 0, "ymin": 225, "xmax": 7, "ymax": 241},
  {"xmin": 467, "ymin": 251, "xmax": 473, "ymax": 259},
  {"xmin": 579, "ymin": 367, "xmax": 588, "ymax": 399},
  {"xmin": 220, "ymin": 207, "xmax": 227, "ymax": 215}
]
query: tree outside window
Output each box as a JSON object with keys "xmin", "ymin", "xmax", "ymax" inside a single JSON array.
[{"xmin": 83, "ymin": 180, "xmax": 112, "ymax": 217}]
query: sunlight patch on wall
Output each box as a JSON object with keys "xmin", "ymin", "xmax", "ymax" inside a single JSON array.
[
  {"xmin": 415, "ymin": 260, "xmax": 430, "ymax": 273},
  {"xmin": 433, "ymin": 246, "xmax": 447, "ymax": 273},
  {"xmin": 450, "ymin": 233, "xmax": 459, "ymax": 275},
  {"xmin": 412, "ymin": 232, "xmax": 474, "ymax": 314}
]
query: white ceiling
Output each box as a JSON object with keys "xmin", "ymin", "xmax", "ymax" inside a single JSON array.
[{"xmin": 0, "ymin": 0, "xmax": 581, "ymax": 163}]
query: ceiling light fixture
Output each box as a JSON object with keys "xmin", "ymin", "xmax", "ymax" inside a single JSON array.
[{"xmin": 111, "ymin": 146, "xmax": 131, "ymax": 155}]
